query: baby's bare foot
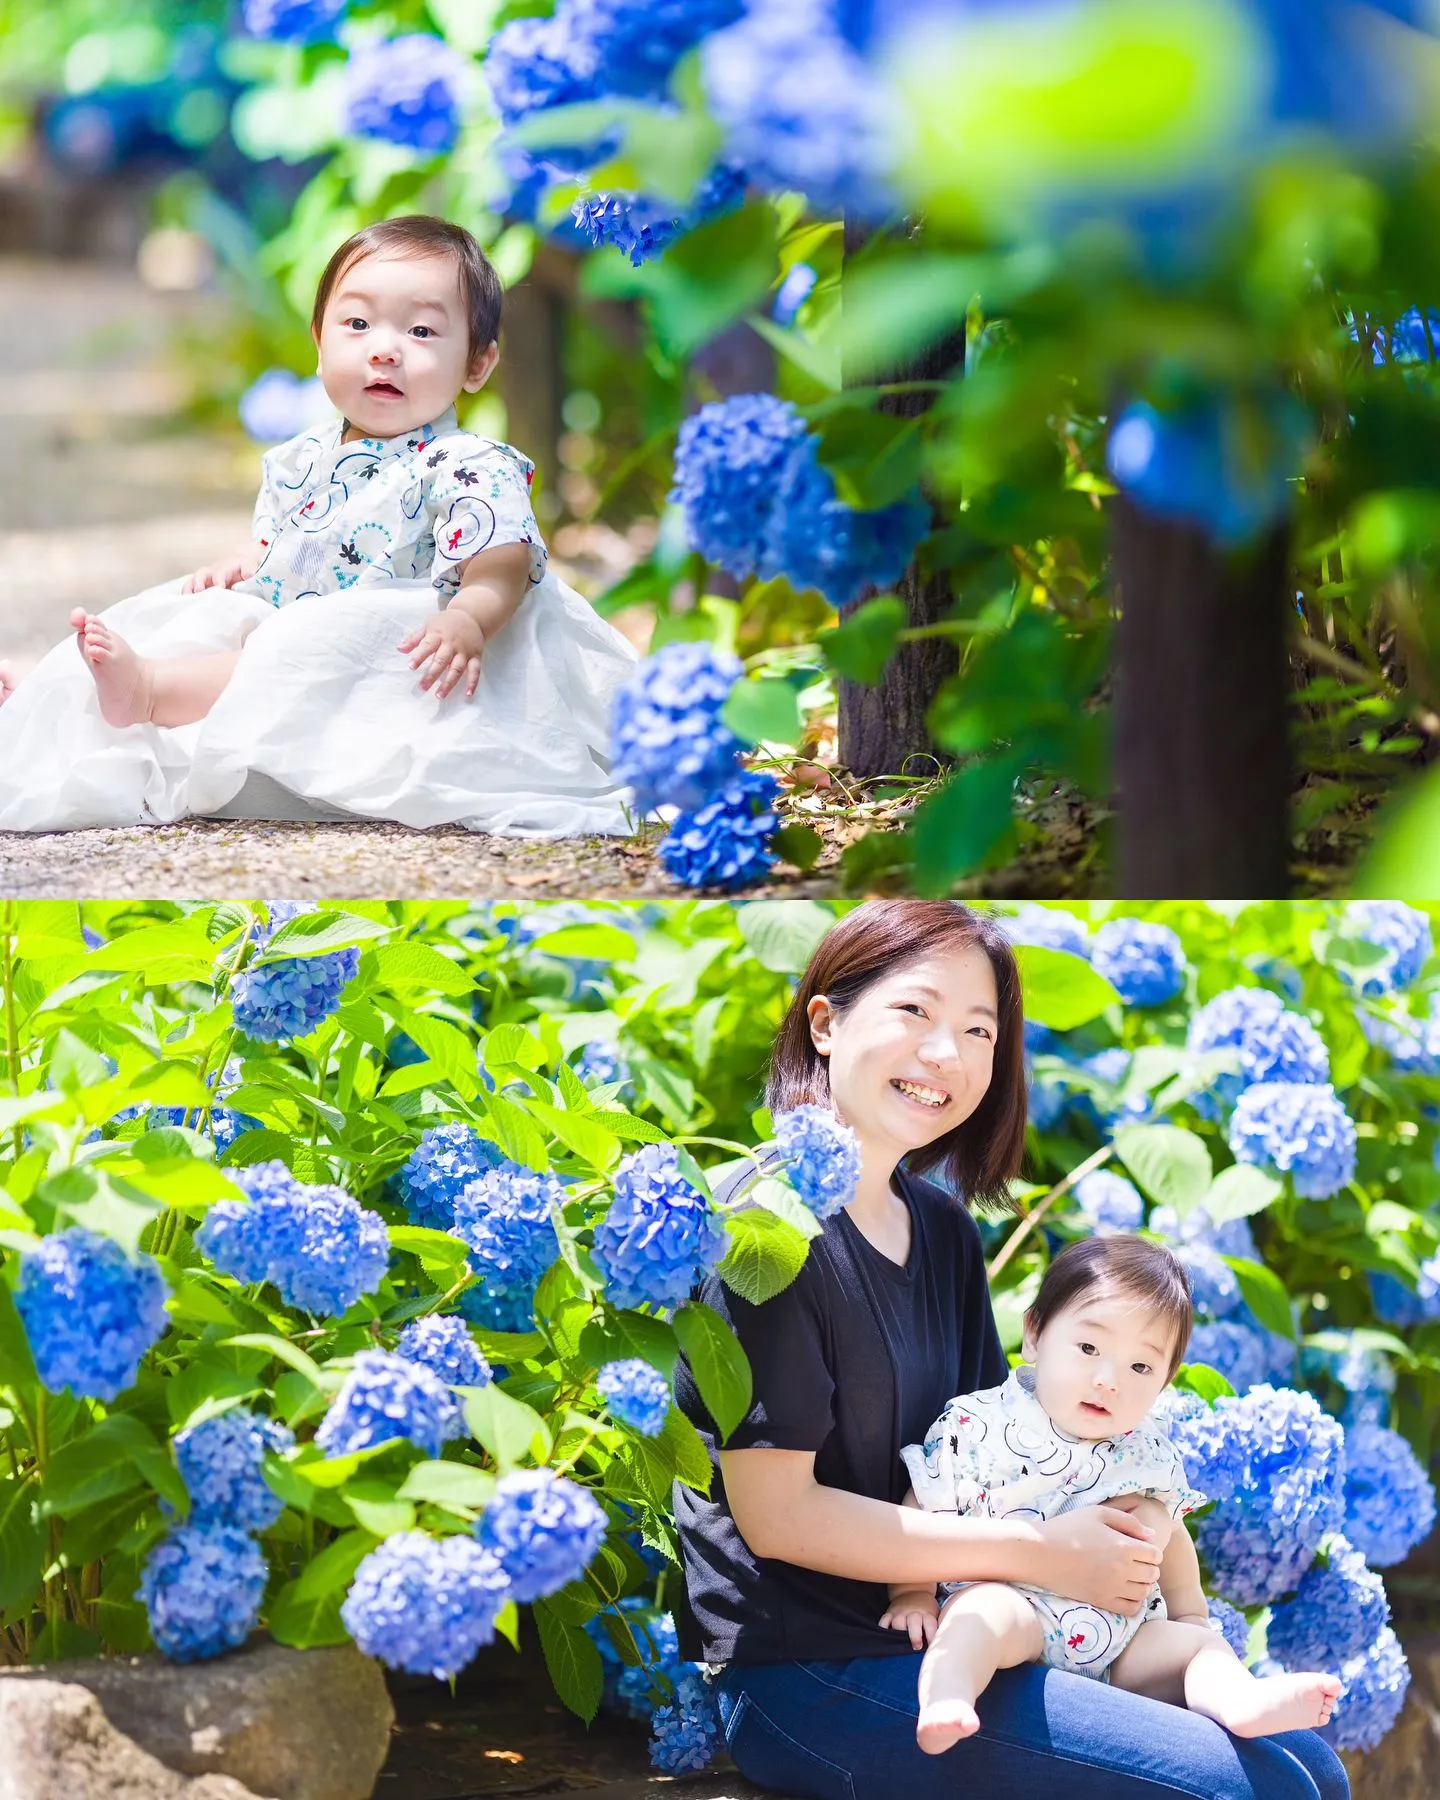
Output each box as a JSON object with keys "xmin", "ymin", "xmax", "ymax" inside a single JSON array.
[
  {"xmin": 916, "ymin": 1697, "xmax": 981, "ymax": 1756},
  {"xmin": 1215, "ymin": 1671, "xmax": 1343, "ymax": 1739},
  {"xmin": 0, "ymin": 661, "xmax": 16, "ymax": 707},
  {"xmin": 71, "ymin": 609, "xmax": 152, "ymax": 727}
]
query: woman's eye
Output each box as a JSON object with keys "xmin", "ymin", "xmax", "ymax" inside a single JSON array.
[
  {"xmin": 968, "ymin": 1025, "xmax": 992, "ymax": 1040},
  {"xmin": 897, "ymin": 1002, "xmax": 925, "ymax": 1017}
]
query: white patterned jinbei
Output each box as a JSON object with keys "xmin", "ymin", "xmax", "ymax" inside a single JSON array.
[
  {"xmin": 902, "ymin": 1365, "xmax": 1207, "ymax": 1682},
  {"xmin": 0, "ymin": 405, "xmax": 637, "ymax": 837}
]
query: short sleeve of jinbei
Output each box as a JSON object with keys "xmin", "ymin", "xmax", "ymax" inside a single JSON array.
[{"xmin": 421, "ymin": 434, "xmax": 548, "ymax": 593}]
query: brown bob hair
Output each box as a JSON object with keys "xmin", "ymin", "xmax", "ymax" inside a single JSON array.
[
  {"xmin": 767, "ymin": 899, "xmax": 1028, "ymax": 1207},
  {"xmin": 310, "ymin": 215, "xmax": 504, "ymax": 371},
  {"xmin": 1026, "ymin": 1236, "xmax": 1194, "ymax": 1378}
]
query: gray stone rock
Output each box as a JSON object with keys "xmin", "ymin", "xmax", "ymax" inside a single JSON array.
[
  {"xmin": 0, "ymin": 1640, "xmax": 391, "ymax": 1800},
  {"xmin": 1340, "ymin": 1629, "xmax": 1440, "ymax": 1800},
  {"xmin": 0, "ymin": 1680, "xmax": 264, "ymax": 1800}
]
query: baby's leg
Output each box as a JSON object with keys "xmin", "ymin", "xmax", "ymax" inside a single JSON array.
[
  {"xmin": 71, "ymin": 611, "xmax": 238, "ymax": 728},
  {"xmin": 1109, "ymin": 1619, "xmax": 1341, "ymax": 1738},
  {"xmin": 916, "ymin": 1583, "xmax": 1045, "ymax": 1756}
]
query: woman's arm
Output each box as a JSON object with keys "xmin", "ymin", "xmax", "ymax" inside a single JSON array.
[{"xmin": 721, "ymin": 1447, "xmax": 1165, "ymax": 1615}]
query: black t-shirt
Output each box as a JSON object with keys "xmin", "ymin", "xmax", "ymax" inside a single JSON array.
[{"xmin": 673, "ymin": 1162, "xmax": 1008, "ymax": 1667}]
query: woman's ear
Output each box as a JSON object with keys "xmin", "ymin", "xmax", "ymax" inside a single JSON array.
[{"xmin": 807, "ymin": 994, "xmax": 834, "ymax": 1057}]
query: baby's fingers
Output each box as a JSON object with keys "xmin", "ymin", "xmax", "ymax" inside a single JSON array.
[
  {"xmin": 396, "ymin": 626, "xmax": 423, "ymax": 654},
  {"xmin": 920, "ymin": 1613, "xmax": 938, "ymax": 1648},
  {"xmin": 463, "ymin": 654, "xmax": 482, "ymax": 700},
  {"xmin": 435, "ymin": 650, "xmax": 468, "ymax": 699}
]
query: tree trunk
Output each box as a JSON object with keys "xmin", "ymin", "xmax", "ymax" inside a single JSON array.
[
  {"xmin": 1112, "ymin": 497, "xmax": 1292, "ymax": 897},
  {"xmin": 838, "ymin": 223, "xmax": 964, "ymax": 779}
]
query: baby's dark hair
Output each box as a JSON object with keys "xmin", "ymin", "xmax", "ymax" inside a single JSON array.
[
  {"xmin": 1026, "ymin": 1235, "xmax": 1194, "ymax": 1378},
  {"xmin": 310, "ymin": 215, "xmax": 503, "ymax": 371}
]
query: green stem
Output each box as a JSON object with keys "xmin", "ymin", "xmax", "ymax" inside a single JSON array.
[
  {"xmin": 34, "ymin": 1392, "xmax": 60, "ymax": 1633},
  {"xmin": 185, "ymin": 919, "xmax": 256, "ymax": 1134},
  {"xmin": 2, "ymin": 900, "xmax": 22, "ymax": 1165}
]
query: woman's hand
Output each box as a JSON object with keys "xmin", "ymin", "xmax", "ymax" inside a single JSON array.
[
  {"xmin": 398, "ymin": 608, "xmax": 486, "ymax": 700},
  {"xmin": 1104, "ymin": 1492, "xmax": 1175, "ymax": 1552},
  {"xmin": 879, "ymin": 1588, "xmax": 940, "ymax": 1651},
  {"xmin": 1033, "ymin": 1507, "xmax": 1165, "ymax": 1615},
  {"xmin": 181, "ymin": 548, "xmax": 261, "ymax": 595}
]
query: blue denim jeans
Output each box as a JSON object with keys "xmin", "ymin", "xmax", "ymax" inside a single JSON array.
[{"xmin": 715, "ymin": 1654, "xmax": 1350, "ymax": 1800}]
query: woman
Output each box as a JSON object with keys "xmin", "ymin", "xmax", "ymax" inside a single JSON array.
[{"xmin": 673, "ymin": 899, "xmax": 1348, "ymax": 1800}]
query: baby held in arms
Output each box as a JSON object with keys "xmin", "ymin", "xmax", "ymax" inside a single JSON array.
[{"xmin": 882, "ymin": 1235, "xmax": 1341, "ymax": 1754}]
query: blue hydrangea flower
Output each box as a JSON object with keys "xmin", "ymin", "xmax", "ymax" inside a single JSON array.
[
  {"xmin": 581, "ymin": 0, "xmax": 747, "ymax": 98},
  {"xmin": 174, "ymin": 1408, "xmax": 294, "ymax": 1532},
  {"xmin": 1072, "ymin": 1170, "xmax": 1144, "ymax": 1235},
  {"xmin": 573, "ymin": 161, "xmax": 747, "ymax": 265},
  {"xmin": 703, "ymin": 0, "xmax": 897, "ymax": 217},
  {"xmin": 1204, "ymin": 1595, "xmax": 1251, "ymax": 1660},
  {"xmin": 242, "ymin": 0, "xmax": 348, "ymax": 44},
  {"xmin": 1228, "ymin": 1082, "xmax": 1358, "ymax": 1199},
  {"xmin": 476, "ymin": 1469, "xmax": 608, "ymax": 1603},
  {"xmin": 1267, "ymin": 1534, "xmax": 1389, "ymax": 1671},
  {"xmin": 196, "ymin": 1162, "xmax": 390, "ymax": 1318},
  {"xmin": 450, "ymin": 1165, "xmax": 564, "ymax": 1333},
  {"xmin": 1185, "ymin": 987, "xmax": 1330, "ymax": 1115},
  {"xmin": 342, "ymin": 35, "xmax": 468, "ymax": 154},
  {"xmin": 1358, "ymin": 997, "xmax": 1440, "ymax": 1074},
  {"xmin": 231, "ymin": 907, "xmax": 359, "ymax": 1043},
  {"xmin": 649, "ymin": 1667, "xmax": 722, "ymax": 1774},
  {"xmin": 576, "ymin": 1040, "xmax": 633, "ymax": 1096},
  {"xmin": 1155, "ymin": 1388, "xmax": 1246, "ymax": 1506},
  {"xmin": 1090, "ymin": 918, "xmax": 1186, "ymax": 1007},
  {"xmin": 597, "ymin": 1358, "xmax": 672, "ymax": 1436},
  {"xmin": 587, "ymin": 1600, "xmax": 693, "ymax": 1721},
  {"xmin": 315, "ymin": 1350, "xmax": 465, "ymax": 1460},
  {"xmin": 1369, "ymin": 1261, "xmax": 1440, "ymax": 1327},
  {"xmin": 1187, "ymin": 1321, "xmax": 1268, "ymax": 1391},
  {"xmin": 1188, "ymin": 1386, "xmax": 1346, "ymax": 1607},
  {"xmin": 1005, "ymin": 906, "xmax": 1091, "ymax": 958},
  {"xmin": 774, "ymin": 1105, "xmax": 862, "ymax": 1220},
  {"xmin": 484, "ymin": 14, "xmax": 601, "ymax": 130},
  {"xmin": 659, "ymin": 769, "xmax": 780, "ymax": 893},
  {"xmin": 1343, "ymin": 1421, "xmax": 1438, "ymax": 1568},
  {"xmin": 17, "ymin": 1228, "xmax": 169, "ymax": 1402},
  {"xmin": 670, "ymin": 393, "xmax": 811, "ymax": 578},
  {"xmin": 773, "ymin": 261, "xmax": 817, "ymax": 327},
  {"xmin": 138, "ymin": 1523, "xmax": 267, "ymax": 1663},
  {"xmin": 1339, "ymin": 901, "xmax": 1432, "ymax": 996},
  {"xmin": 341, "ymin": 1531, "xmax": 512, "ymax": 1679},
  {"xmin": 592, "ymin": 1143, "xmax": 727, "ymax": 1310},
  {"xmin": 1150, "ymin": 1200, "xmax": 1258, "ymax": 1265},
  {"xmin": 611, "ymin": 641, "xmax": 745, "ymax": 816},
  {"xmin": 1176, "ymin": 1244, "xmax": 1243, "ymax": 1321},
  {"xmin": 397, "ymin": 1315, "xmax": 492, "ymax": 1390},
  {"xmin": 239, "ymin": 370, "xmax": 333, "ymax": 442},
  {"xmin": 1321, "ymin": 1625, "xmax": 1411, "ymax": 1754},
  {"xmin": 396, "ymin": 1124, "xmax": 509, "ymax": 1233}
]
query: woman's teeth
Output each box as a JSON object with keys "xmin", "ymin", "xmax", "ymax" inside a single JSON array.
[{"xmin": 893, "ymin": 1079, "xmax": 947, "ymax": 1109}]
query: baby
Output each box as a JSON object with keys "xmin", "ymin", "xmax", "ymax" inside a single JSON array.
[
  {"xmin": 0, "ymin": 212, "xmax": 636, "ymax": 835},
  {"xmin": 882, "ymin": 1235, "xmax": 1342, "ymax": 1755}
]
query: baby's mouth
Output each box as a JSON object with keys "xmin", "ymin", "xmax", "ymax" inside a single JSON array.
[{"xmin": 366, "ymin": 380, "xmax": 404, "ymax": 398}]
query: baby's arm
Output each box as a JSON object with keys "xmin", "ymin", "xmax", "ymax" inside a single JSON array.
[
  {"xmin": 1156, "ymin": 1515, "xmax": 1210, "ymax": 1625},
  {"xmin": 880, "ymin": 1489, "xmax": 942, "ymax": 1649},
  {"xmin": 1104, "ymin": 1491, "xmax": 1176, "ymax": 1551},
  {"xmin": 399, "ymin": 541, "xmax": 534, "ymax": 701}
]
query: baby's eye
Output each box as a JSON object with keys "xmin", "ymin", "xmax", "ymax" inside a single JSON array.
[
  {"xmin": 1131, "ymin": 1363, "xmax": 1152, "ymax": 1376},
  {"xmin": 1078, "ymin": 1342, "xmax": 1096, "ymax": 1356},
  {"xmin": 343, "ymin": 317, "xmax": 366, "ymax": 330},
  {"xmin": 412, "ymin": 325, "xmax": 432, "ymax": 338}
]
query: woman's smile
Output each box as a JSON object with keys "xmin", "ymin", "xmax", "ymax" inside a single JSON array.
[{"xmin": 892, "ymin": 1077, "xmax": 951, "ymax": 1112}]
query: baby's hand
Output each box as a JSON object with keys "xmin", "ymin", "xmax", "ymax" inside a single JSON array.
[
  {"xmin": 398, "ymin": 608, "xmax": 486, "ymax": 701},
  {"xmin": 1105, "ymin": 1492, "xmax": 1175, "ymax": 1550},
  {"xmin": 880, "ymin": 1587, "xmax": 941, "ymax": 1651},
  {"xmin": 181, "ymin": 548, "xmax": 261, "ymax": 595}
]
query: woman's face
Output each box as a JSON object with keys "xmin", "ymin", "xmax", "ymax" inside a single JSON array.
[{"xmin": 807, "ymin": 943, "xmax": 1000, "ymax": 1163}]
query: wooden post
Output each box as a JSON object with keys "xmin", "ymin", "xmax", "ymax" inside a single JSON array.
[{"xmin": 1111, "ymin": 497, "xmax": 1292, "ymax": 897}]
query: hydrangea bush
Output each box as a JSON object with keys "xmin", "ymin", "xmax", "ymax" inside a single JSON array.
[{"xmin": 2, "ymin": 896, "xmax": 1438, "ymax": 1770}]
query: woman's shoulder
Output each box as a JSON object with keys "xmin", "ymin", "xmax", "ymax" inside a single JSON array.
[{"xmin": 899, "ymin": 1166, "xmax": 986, "ymax": 1252}]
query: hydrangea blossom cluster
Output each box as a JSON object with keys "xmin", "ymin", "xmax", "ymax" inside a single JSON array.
[
  {"xmin": 1357, "ymin": 997, "xmax": 1440, "ymax": 1075},
  {"xmin": 16, "ymin": 1228, "xmax": 169, "ymax": 1401},
  {"xmin": 1150, "ymin": 1200, "xmax": 1257, "ymax": 1265},
  {"xmin": 476, "ymin": 1469, "xmax": 608, "ymax": 1602},
  {"xmin": 1338, "ymin": 901, "xmax": 1432, "ymax": 996},
  {"xmin": 397, "ymin": 1315, "xmax": 492, "ymax": 1390},
  {"xmin": 649, "ymin": 1668, "xmax": 723, "ymax": 1774},
  {"xmin": 1090, "ymin": 918, "xmax": 1186, "ymax": 1006},
  {"xmin": 396, "ymin": 1123, "xmax": 509, "ymax": 1232},
  {"xmin": 1368, "ymin": 1262, "xmax": 1440, "ymax": 1328},
  {"xmin": 1174, "ymin": 1244, "xmax": 1242, "ymax": 1321},
  {"xmin": 597, "ymin": 1358, "xmax": 672, "ymax": 1436},
  {"xmin": 315, "ymin": 1350, "xmax": 465, "ymax": 1460},
  {"xmin": 588, "ymin": 1600, "xmax": 693, "ymax": 1721},
  {"xmin": 242, "ymin": 0, "xmax": 348, "ymax": 43},
  {"xmin": 1005, "ymin": 906, "xmax": 1091, "ymax": 958},
  {"xmin": 1072, "ymin": 1170, "xmax": 1144, "ymax": 1235},
  {"xmin": 174, "ymin": 1408, "xmax": 294, "ymax": 1532},
  {"xmin": 239, "ymin": 369, "xmax": 333, "ymax": 442},
  {"xmin": 341, "ymin": 1531, "xmax": 512, "ymax": 1679},
  {"xmin": 197, "ymin": 1162, "xmax": 390, "ymax": 1318},
  {"xmin": 658, "ymin": 770, "xmax": 780, "ymax": 892},
  {"xmin": 774, "ymin": 1104, "xmax": 862, "ymax": 1219},
  {"xmin": 576, "ymin": 1040, "xmax": 633, "ymax": 1095},
  {"xmin": 1322, "ymin": 1625, "xmax": 1411, "ymax": 1754},
  {"xmin": 1203, "ymin": 1596, "xmax": 1250, "ymax": 1661},
  {"xmin": 592, "ymin": 1143, "xmax": 727, "ymax": 1309},
  {"xmin": 574, "ymin": 162, "xmax": 748, "ymax": 266},
  {"xmin": 1185, "ymin": 986, "xmax": 1329, "ymax": 1115},
  {"xmin": 1227, "ymin": 1082, "xmax": 1358, "ymax": 1199},
  {"xmin": 1181, "ymin": 1386, "xmax": 1346, "ymax": 1606},
  {"xmin": 449, "ymin": 1165, "xmax": 565, "ymax": 1332},
  {"xmin": 138, "ymin": 1523, "xmax": 268, "ymax": 1662},
  {"xmin": 230, "ymin": 906, "xmax": 360, "ymax": 1043},
  {"xmin": 1187, "ymin": 1319, "xmax": 1291, "ymax": 1394},
  {"xmin": 342, "ymin": 36, "xmax": 468, "ymax": 154},
  {"xmin": 1266, "ymin": 1535, "xmax": 1389, "ymax": 1671},
  {"xmin": 1342, "ymin": 1421, "xmax": 1438, "ymax": 1568},
  {"xmin": 670, "ymin": 394, "xmax": 928, "ymax": 609},
  {"xmin": 611, "ymin": 642, "xmax": 746, "ymax": 816}
]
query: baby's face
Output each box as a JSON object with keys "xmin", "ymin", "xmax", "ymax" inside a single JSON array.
[
  {"xmin": 1023, "ymin": 1289, "xmax": 1177, "ymax": 1441},
  {"xmin": 313, "ymin": 250, "xmax": 495, "ymax": 441}
]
